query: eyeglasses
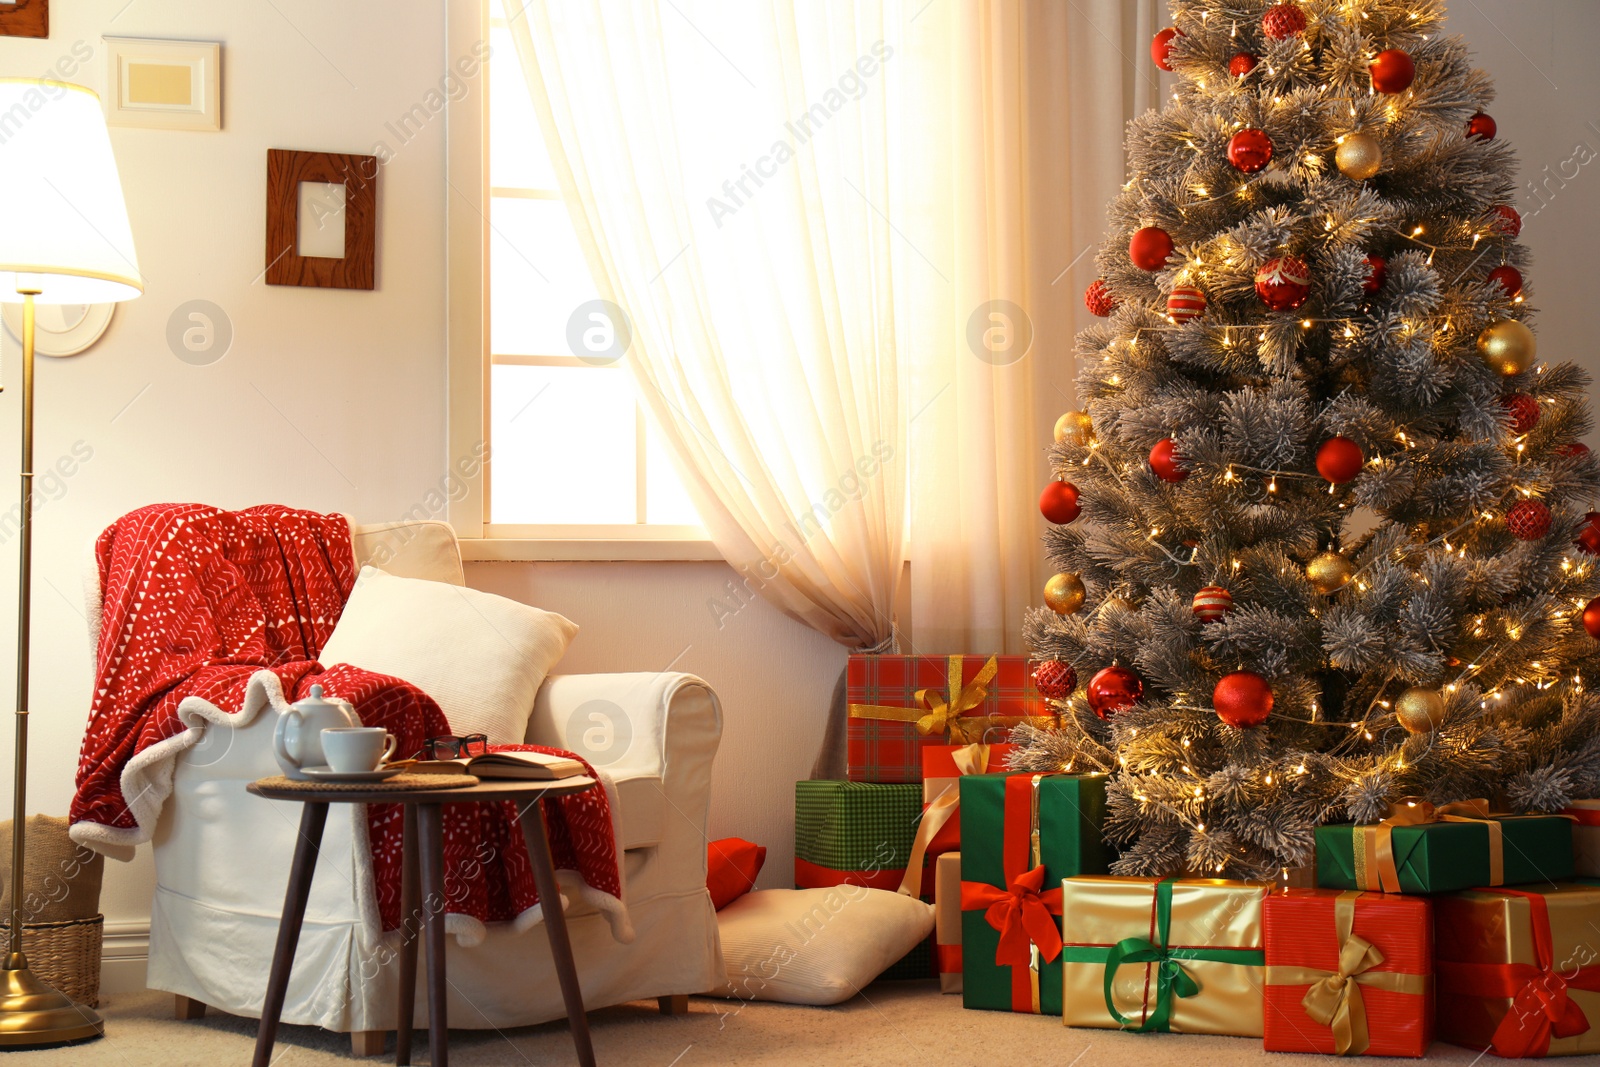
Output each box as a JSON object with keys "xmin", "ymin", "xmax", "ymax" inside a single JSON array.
[{"xmin": 417, "ymin": 733, "xmax": 488, "ymax": 760}]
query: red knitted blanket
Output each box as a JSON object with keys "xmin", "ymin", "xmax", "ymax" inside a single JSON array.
[{"xmin": 69, "ymin": 504, "xmax": 627, "ymax": 940}]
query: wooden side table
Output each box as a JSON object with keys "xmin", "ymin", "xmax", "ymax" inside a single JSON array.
[{"xmin": 246, "ymin": 776, "xmax": 601, "ymax": 1067}]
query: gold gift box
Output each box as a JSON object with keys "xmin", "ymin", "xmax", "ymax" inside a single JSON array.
[
  {"xmin": 1060, "ymin": 876, "xmax": 1269, "ymax": 1036},
  {"xmin": 1436, "ymin": 883, "xmax": 1600, "ymax": 1057}
]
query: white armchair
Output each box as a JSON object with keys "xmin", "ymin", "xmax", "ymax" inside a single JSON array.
[{"xmin": 133, "ymin": 519, "xmax": 726, "ymax": 1051}]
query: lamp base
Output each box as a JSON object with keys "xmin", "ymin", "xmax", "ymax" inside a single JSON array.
[{"xmin": 0, "ymin": 953, "xmax": 103, "ymax": 1047}]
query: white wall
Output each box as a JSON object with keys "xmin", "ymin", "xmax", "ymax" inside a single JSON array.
[
  {"xmin": 0, "ymin": 1, "xmax": 844, "ymax": 974},
  {"xmin": 0, "ymin": 0, "xmax": 1596, "ymax": 993}
]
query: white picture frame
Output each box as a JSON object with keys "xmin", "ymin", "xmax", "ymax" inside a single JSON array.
[{"xmin": 103, "ymin": 37, "xmax": 221, "ymax": 131}]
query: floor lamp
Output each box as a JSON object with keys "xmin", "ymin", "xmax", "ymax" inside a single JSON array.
[{"xmin": 0, "ymin": 79, "xmax": 142, "ymax": 1047}]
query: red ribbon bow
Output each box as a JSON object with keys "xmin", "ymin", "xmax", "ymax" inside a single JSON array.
[
  {"xmin": 1439, "ymin": 889, "xmax": 1600, "ymax": 1058},
  {"xmin": 961, "ymin": 864, "xmax": 1064, "ymax": 968}
]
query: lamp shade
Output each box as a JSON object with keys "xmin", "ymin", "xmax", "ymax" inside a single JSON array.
[{"xmin": 0, "ymin": 79, "xmax": 142, "ymax": 304}]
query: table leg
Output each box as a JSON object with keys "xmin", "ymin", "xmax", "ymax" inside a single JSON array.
[
  {"xmin": 415, "ymin": 804, "xmax": 449, "ymax": 1067},
  {"xmin": 252, "ymin": 801, "xmax": 329, "ymax": 1067},
  {"xmin": 518, "ymin": 798, "xmax": 595, "ymax": 1067},
  {"xmin": 396, "ymin": 805, "xmax": 420, "ymax": 1066}
]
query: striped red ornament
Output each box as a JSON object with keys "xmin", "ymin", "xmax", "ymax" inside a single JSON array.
[
  {"xmin": 1192, "ymin": 586, "xmax": 1234, "ymax": 623},
  {"xmin": 1167, "ymin": 286, "xmax": 1207, "ymax": 323}
]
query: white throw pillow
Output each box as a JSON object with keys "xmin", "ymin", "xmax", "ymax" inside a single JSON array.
[
  {"xmin": 707, "ymin": 888, "xmax": 934, "ymax": 1006},
  {"xmin": 318, "ymin": 566, "xmax": 578, "ymax": 743}
]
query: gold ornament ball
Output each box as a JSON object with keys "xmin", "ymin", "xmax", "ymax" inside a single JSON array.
[
  {"xmin": 1477, "ymin": 319, "xmax": 1537, "ymax": 376},
  {"xmin": 1306, "ymin": 551, "xmax": 1354, "ymax": 595},
  {"xmin": 1335, "ymin": 133, "xmax": 1383, "ymax": 180},
  {"xmin": 1395, "ymin": 686, "xmax": 1447, "ymax": 733},
  {"xmin": 1044, "ymin": 572, "xmax": 1087, "ymax": 615},
  {"xmin": 1054, "ymin": 410, "xmax": 1095, "ymax": 447}
]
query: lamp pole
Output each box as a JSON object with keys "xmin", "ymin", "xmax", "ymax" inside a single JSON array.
[
  {"xmin": 8, "ymin": 287, "xmax": 36, "ymax": 966},
  {"xmin": 0, "ymin": 286, "xmax": 103, "ymax": 1046}
]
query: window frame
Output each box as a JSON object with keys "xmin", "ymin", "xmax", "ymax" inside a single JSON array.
[{"xmin": 446, "ymin": 0, "xmax": 719, "ymax": 561}]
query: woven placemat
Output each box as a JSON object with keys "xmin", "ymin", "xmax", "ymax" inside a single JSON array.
[{"xmin": 255, "ymin": 772, "xmax": 480, "ymax": 793}]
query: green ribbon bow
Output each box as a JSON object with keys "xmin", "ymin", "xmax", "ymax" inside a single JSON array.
[{"xmin": 1066, "ymin": 880, "xmax": 1266, "ymax": 1033}]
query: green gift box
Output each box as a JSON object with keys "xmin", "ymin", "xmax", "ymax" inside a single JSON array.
[
  {"xmin": 794, "ymin": 780, "xmax": 933, "ymax": 979},
  {"xmin": 1316, "ymin": 807, "xmax": 1572, "ymax": 894},
  {"xmin": 794, "ymin": 780, "xmax": 922, "ymax": 889},
  {"xmin": 960, "ymin": 772, "xmax": 1111, "ymax": 1014}
]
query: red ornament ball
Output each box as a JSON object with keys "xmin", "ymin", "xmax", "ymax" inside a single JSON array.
[
  {"xmin": 1152, "ymin": 27, "xmax": 1180, "ymax": 72},
  {"xmin": 1032, "ymin": 659, "xmax": 1078, "ymax": 700},
  {"xmin": 1560, "ymin": 443, "xmax": 1593, "ymax": 460},
  {"xmin": 1262, "ymin": 3, "xmax": 1307, "ymax": 40},
  {"xmin": 1316, "ymin": 436, "xmax": 1365, "ymax": 484},
  {"xmin": 1085, "ymin": 279, "xmax": 1117, "ymax": 317},
  {"xmin": 1363, "ymin": 254, "xmax": 1387, "ymax": 294},
  {"xmin": 1506, "ymin": 499, "xmax": 1551, "ymax": 541},
  {"xmin": 1149, "ymin": 438, "xmax": 1188, "ymax": 483},
  {"xmin": 1130, "ymin": 226, "xmax": 1175, "ymax": 271},
  {"xmin": 1213, "ymin": 671, "xmax": 1273, "ymax": 728},
  {"xmin": 1086, "ymin": 666, "xmax": 1143, "ymax": 718},
  {"xmin": 1370, "ymin": 49, "xmax": 1415, "ymax": 94},
  {"xmin": 1168, "ymin": 286, "xmax": 1207, "ymax": 323},
  {"xmin": 1584, "ymin": 598, "xmax": 1600, "ymax": 640},
  {"xmin": 1192, "ymin": 585, "xmax": 1234, "ymax": 623},
  {"xmin": 1229, "ymin": 53, "xmax": 1259, "ymax": 78},
  {"xmin": 1575, "ymin": 511, "xmax": 1600, "ymax": 555},
  {"xmin": 1501, "ymin": 394, "xmax": 1541, "ymax": 435},
  {"xmin": 1492, "ymin": 205, "xmax": 1522, "ymax": 237},
  {"xmin": 1488, "ymin": 264, "xmax": 1524, "ymax": 299},
  {"xmin": 1039, "ymin": 481, "xmax": 1081, "ymax": 524},
  {"xmin": 1227, "ymin": 128, "xmax": 1274, "ymax": 174},
  {"xmin": 1467, "ymin": 112, "xmax": 1498, "ymax": 141},
  {"xmin": 1255, "ymin": 255, "xmax": 1312, "ymax": 312}
]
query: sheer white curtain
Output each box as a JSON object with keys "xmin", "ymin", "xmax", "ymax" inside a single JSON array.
[
  {"xmin": 506, "ymin": 0, "xmax": 1161, "ymax": 664},
  {"xmin": 508, "ymin": 0, "xmax": 907, "ymax": 650},
  {"xmin": 901, "ymin": 0, "xmax": 1163, "ymax": 654}
]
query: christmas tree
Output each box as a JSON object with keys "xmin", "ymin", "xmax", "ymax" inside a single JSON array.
[{"xmin": 1016, "ymin": 0, "xmax": 1600, "ymax": 881}]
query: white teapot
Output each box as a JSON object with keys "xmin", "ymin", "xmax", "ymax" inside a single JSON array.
[{"xmin": 273, "ymin": 683, "xmax": 361, "ymax": 780}]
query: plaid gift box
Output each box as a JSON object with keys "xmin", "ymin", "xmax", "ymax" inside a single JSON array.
[
  {"xmin": 846, "ymin": 654, "xmax": 1052, "ymax": 783},
  {"xmin": 793, "ymin": 780, "xmax": 921, "ymax": 891}
]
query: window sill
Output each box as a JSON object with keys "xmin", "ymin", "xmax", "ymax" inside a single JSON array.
[{"xmin": 460, "ymin": 538, "xmax": 725, "ymax": 562}]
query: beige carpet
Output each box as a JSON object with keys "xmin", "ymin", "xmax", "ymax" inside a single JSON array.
[{"xmin": 9, "ymin": 984, "xmax": 1495, "ymax": 1066}]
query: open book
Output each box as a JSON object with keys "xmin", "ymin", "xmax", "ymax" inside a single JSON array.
[{"xmin": 409, "ymin": 750, "xmax": 587, "ymax": 780}]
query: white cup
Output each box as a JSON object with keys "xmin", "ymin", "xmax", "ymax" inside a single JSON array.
[{"xmin": 321, "ymin": 727, "xmax": 397, "ymax": 774}]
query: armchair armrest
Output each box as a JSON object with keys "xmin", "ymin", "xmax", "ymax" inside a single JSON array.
[{"xmin": 527, "ymin": 672, "xmax": 721, "ymax": 856}]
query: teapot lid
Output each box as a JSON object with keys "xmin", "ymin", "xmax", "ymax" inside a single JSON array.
[{"xmin": 296, "ymin": 683, "xmax": 350, "ymax": 708}]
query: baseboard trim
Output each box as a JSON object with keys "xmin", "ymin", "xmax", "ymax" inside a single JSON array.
[{"xmin": 101, "ymin": 920, "xmax": 149, "ymax": 996}]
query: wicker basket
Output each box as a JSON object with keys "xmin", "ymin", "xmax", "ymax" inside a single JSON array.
[{"xmin": 0, "ymin": 915, "xmax": 103, "ymax": 1008}]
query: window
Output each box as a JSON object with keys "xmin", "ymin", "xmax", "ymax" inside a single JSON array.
[{"xmin": 477, "ymin": 0, "xmax": 702, "ymax": 543}]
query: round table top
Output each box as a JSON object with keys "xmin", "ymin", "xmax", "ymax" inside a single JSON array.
[{"xmin": 248, "ymin": 775, "xmax": 598, "ymax": 805}]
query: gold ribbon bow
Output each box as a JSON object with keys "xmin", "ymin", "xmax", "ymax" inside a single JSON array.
[
  {"xmin": 898, "ymin": 742, "xmax": 995, "ymax": 898},
  {"xmin": 849, "ymin": 654, "xmax": 1005, "ymax": 742},
  {"xmin": 1353, "ymin": 797, "xmax": 1503, "ymax": 893},
  {"xmin": 1265, "ymin": 892, "xmax": 1431, "ymax": 1056}
]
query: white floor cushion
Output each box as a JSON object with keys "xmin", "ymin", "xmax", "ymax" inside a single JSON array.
[
  {"xmin": 318, "ymin": 566, "xmax": 578, "ymax": 743},
  {"xmin": 708, "ymin": 888, "xmax": 934, "ymax": 1005}
]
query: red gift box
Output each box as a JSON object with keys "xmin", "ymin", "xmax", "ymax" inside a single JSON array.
[
  {"xmin": 846, "ymin": 654, "xmax": 1052, "ymax": 783},
  {"xmin": 895, "ymin": 742, "xmax": 1015, "ymax": 899},
  {"xmin": 1264, "ymin": 889, "xmax": 1433, "ymax": 1057}
]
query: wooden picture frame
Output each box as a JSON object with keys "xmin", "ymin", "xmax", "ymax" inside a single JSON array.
[
  {"xmin": 0, "ymin": 0, "xmax": 47, "ymax": 39},
  {"xmin": 103, "ymin": 38, "xmax": 221, "ymax": 131},
  {"xmin": 265, "ymin": 149, "xmax": 378, "ymax": 290}
]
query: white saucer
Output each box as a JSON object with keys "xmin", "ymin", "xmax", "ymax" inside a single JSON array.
[{"xmin": 300, "ymin": 765, "xmax": 405, "ymax": 782}]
